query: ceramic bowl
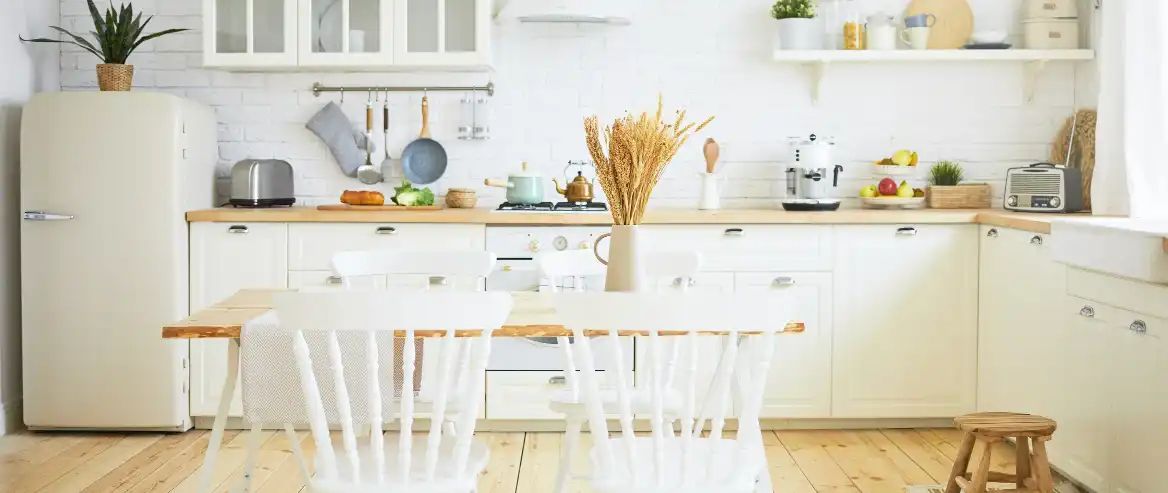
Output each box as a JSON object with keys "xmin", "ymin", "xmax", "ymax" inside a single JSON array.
[{"xmin": 970, "ymin": 31, "xmax": 1009, "ymax": 44}]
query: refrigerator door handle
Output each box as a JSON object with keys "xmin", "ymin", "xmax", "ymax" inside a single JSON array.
[{"xmin": 23, "ymin": 211, "xmax": 75, "ymax": 221}]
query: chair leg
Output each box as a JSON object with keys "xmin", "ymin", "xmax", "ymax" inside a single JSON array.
[
  {"xmin": 944, "ymin": 432, "xmax": 977, "ymax": 493},
  {"xmin": 1031, "ymin": 438, "xmax": 1056, "ymax": 493},
  {"xmin": 1015, "ymin": 436, "xmax": 1031, "ymax": 489},
  {"xmin": 754, "ymin": 456, "xmax": 774, "ymax": 493},
  {"xmin": 284, "ymin": 424, "xmax": 312, "ymax": 488},
  {"xmin": 234, "ymin": 422, "xmax": 264, "ymax": 493},
  {"xmin": 554, "ymin": 418, "xmax": 583, "ymax": 493},
  {"xmin": 444, "ymin": 420, "xmax": 457, "ymax": 437},
  {"xmin": 968, "ymin": 439, "xmax": 994, "ymax": 493}
]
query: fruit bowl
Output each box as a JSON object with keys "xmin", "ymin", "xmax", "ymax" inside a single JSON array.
[
  {"xmin": 861, "ymin": 196, "xmax": 927, "ymax": 209},
  {"xmin": 872, "ymin": 164, "xmax": 917, "ymax": 177}
]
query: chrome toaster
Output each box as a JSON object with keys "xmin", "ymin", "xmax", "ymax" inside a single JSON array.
[
  {"xmin": 229, "ymin": 159, "xmax": 295, "ymax": 208},
  {"xmin": 1004, "ymin": 163, "xmax": 1083, "ymax": 213}
]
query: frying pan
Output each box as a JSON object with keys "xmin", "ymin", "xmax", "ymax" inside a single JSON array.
[{"xmin": 400, "ymin": 96, "xmax": 448, "ymax": 185}]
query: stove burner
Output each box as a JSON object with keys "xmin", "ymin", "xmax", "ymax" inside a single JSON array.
[
  {"xmin": 553, "ymin": 202, "xmax": 609, "ymax": 212},
  {"xmin": 495, "ymin": 202, "xmax": 610, "ymax": 212},
  {"xmin": 497, "ymin": 202, "xmax": 555, "ymax": 211}
]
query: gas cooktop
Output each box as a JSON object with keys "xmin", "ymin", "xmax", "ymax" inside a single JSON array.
[{"xmin": 496, "ymin": 202, "xmax": 609, "ymax": 213}]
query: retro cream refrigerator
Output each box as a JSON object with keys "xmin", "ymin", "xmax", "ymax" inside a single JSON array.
[{"xmin": 20, "ymin": 92, "xmax": 216, "ymax": 430}]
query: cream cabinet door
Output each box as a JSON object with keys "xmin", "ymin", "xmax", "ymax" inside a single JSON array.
[
  {"xmin": 394, "ymin": 0, "xmax": 492, "ymax": 67},
  {"xmin": 735, "ymin": 272, "xmax": 832, "ymax": 418},
  {"xmin": 1108, "ymin": 311, "xmax": 1166, "ymax": 493},
  {"xmin": 832, "ymin": 225, "xmax": 978, "ymax": 418},
  {"xmin": 189, "ymin": 223, "xmax": 288, "ymax": 418},
  {"xmin": 1056, "ymin": 296, "xmax": 1113, "ymax": 492},
  {"xmin": 204, "ymin": 0, "xmax": 299, "ymax": 67},
  {"xmin": 299, "ymin": 0, "xmax": 396, "ymax": 67},
  {"xmin": 977, "ymin": 227, "xmax": 1065, "ymax": 418}
]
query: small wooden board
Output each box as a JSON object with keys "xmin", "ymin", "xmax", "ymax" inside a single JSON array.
[{"xmin": 317, "ymin": 204, "xmax": 443, "ymax": 211}]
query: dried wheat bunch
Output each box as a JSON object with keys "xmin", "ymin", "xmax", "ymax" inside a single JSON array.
[{"xmin": 584, "ymin": 95, "xmax": 714, "ymax": 225}]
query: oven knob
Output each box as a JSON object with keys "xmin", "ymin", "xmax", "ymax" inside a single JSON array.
[
  {"xmin": 553, "ymin": 236, "xmax": 569, "ymax": 251},
  {"xmin": 528, "ymin": 240, "xmax": 541, "ymax": 252},
  {"xmin": 1050, "ymin": 196, "xmax": 1062, "ymax": 208},
  {"xmin": 579, "ymin": 241, "xmax": 591, "ymax": 250},
  {"xmin": 1007, "ymin": 195, "xmax": 1018, "ymax": 207}
]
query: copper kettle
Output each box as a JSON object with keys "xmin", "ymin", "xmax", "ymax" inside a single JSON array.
[{"xmin": 553, "ymin": 161, "xmax": 595, "ymax": 203}]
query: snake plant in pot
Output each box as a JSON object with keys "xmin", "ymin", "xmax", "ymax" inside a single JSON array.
[{"xmin": 20, "ymin": 1, "xmax": 189, "ymax": 91}]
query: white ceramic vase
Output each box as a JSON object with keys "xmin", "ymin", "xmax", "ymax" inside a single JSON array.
[
  {"xmin": 698, "ymin": 172, "xmax": 722, "ymax": 210},
  {"xmin": 593, "ymin": 225, "xmax": 646, "ymax": 292},
  {"xmin": 776, "ymin": 18, "xmax": 822, "ymax": 50}
]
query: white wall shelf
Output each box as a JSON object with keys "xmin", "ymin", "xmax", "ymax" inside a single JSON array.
[{"xmin": 772, "ymin": 49, "xmax": 1096, "ymax": 104}]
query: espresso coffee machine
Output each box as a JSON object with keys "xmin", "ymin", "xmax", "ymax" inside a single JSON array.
[{"xmin": 784, "ymin": 134, "xmax": 843, "ymax": 211}]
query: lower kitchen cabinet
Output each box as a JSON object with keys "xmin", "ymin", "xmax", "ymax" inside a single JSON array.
[
  {"xmin": 831, "ymin": 225, "xmax": 978, "ymax": 418},
  {"xmin": 735, "ymin": 272, "xmax": 832, "ymax": 418},
  {"xmin": 1058, "ymin": 296, "xmax": 1113, "ymax": 491},
  {"xmin": 977, "ymin": 226, "xmax": 1065, "ymax": 418},
  {"xmin": 189, "ymin": 222, "xmax": 289, "ymax": 417},
  {"xmin": 1107, "ymin": 310, "xmax": 1166, "ymax": 493}
]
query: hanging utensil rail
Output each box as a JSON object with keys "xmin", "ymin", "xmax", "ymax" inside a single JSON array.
[{"xmin": 312, "ymin": 82, "xmax": 495, "ymax": 97}]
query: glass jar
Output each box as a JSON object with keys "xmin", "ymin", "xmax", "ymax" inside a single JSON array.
[
  {"xmin": 842, "ymin": 0, "xmax": 864, "ymax": 50},
  {"xmin": 820, "ymin": 0, "xmax": 845, "ymax": 50}
]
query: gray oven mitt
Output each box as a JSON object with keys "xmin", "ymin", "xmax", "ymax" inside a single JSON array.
[{"xmin": 306, "ymin": 102, "xmax": 370, "ymax": 176}]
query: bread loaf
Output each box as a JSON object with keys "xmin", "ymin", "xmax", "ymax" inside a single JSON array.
[{"xmin": 340, "ymin": 190, "xmax": 385, "ymax": 206}]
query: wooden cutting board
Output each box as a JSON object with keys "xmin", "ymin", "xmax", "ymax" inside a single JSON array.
[
  {"xmin": 905, "ymin": 0, "xmax": 974, "ymax": 49},
  {"xmin": 317, "ymin": 204, "xmax": 444, "ymax": 211}
]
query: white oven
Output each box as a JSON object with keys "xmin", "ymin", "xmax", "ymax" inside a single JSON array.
[{"xmin": 485, "ymin": 226, "xmax": 632, "ymax": 371}]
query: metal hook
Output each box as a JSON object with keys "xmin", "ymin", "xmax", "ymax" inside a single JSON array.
[
  {"xmin": 368, "ymin": 89, "xmax": 373, "ymax": 102},
  {"xmin": 339, "ymin": 88, "xmax": 345, "ymax": 103}
]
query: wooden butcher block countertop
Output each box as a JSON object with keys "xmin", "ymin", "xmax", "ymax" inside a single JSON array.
[{"xmin": 187, "ymin": 207, "xmax": 1075, "ymax": 234}]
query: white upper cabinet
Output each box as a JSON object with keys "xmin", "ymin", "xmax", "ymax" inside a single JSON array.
[
  {"xmin": 832, "ymin": 225, "xmax": 979, "ymax": 418},
  {"xmin": 204, "ymin": 0, "xmax": 299, "ymax": 67},
  {"xmin": 205, "ymin": 0, "xmax": 492, "ymax": 69},
  {"xmin": 394, "ymin": 0, "xmax": 492, "ymax": 67},
  {"xmin": 299, "ymin": 0, "xmax": 395, "ymax": 66}
]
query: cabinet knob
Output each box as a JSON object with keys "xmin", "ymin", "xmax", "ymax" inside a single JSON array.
[
  {"xmin": 896, "ymin": 227, "xmax": 918, "ymax": 236},
  {"xmin": 548, "ymin": 376, "xmax": 567, "ymax": 385},
  {"xmin": 429, "ymin": 276, "xmax": 450, "ymax": 287},
  {"xmin": 227, "ymin": 225, "xmax": 249, "ymax": 234},
  {"xmin": 529, "ymin": 240, "xmax": 541, "ymax": 252},
  {"xmin": 1130, "ymin": 320, "xmax": 1148, "ymax": 334},
  {"xmin": 773, "ymin": 276, "xmax": 796, "ymax": 287},
  {"xmin": 987, "ymin": 228, "xmax": 998, "ymax": 238},
  {"xmin": 1079, "ymin": 306, "xmax": 1095, "ymax": 318},
  {"xmin": 502, "ymin": 265, "xmax": 514, "ymax": 272},
  {"xmin": 579, "ymin": 241, "xmax": 591, "ymax": 250},
  {"xmin": 724, "ymin": 228, "xmax": 745, "ymax": 237},
  {"xmin": 376, "ymin": 226, "xmax": 397, "ymax": 235},
  {"xmin": 1031, "ymin": 235, "xmax": 1044, "ymax": 245}
]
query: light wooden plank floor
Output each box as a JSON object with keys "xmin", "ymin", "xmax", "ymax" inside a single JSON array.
[{"xmin": 0, "ymin": 428, "xmax": 1016, "ymax": 492}]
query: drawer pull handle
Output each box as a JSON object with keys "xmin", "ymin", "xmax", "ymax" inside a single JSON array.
[
  {"xmin": 327, "ymin": 276, "xmax": 343, "ymax": 285},
  {"xmin": 227, "ymin": 225, "xmax": 249, "ymax": 234},
  {"xmin": 1131, "ymin": 320, "xmax": 1147, "ymax": 334},
  {"xmin": 673, "ymin": 277, "xmax": 696, "ymax": 288},
  {"xmin": 1079, "ymin": 306, "xmax": 1095, "ymax": 318},
  {"xmin": 896, "ymin": 227, "xmax": 918, "ymax": 236},
  {"xmin": 1031, "ymin": 235, "xmax": 1044, "ymax": 245},
  {"xmin": 773, "ymin": 277, "xmax": 796, "ymax": 287},
  {"xmin": 724, "ymin": 228, "xmax": 745, "ymax": 237},
  {"xmin": 548, "ymin": 376, "xmax": 567, "ymax": 385},
  {"xmin": 376, "ymin": 226, "xmax": 397, "ymax": 235},
  {"xmin": 429, "ymin": 276, "xmax": 449, "ymax": 287},
  {"xmin": 987, "ymin": 228, "xmax": 998, "ymax": 238}
]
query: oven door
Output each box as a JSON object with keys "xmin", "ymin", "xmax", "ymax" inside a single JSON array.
[{"xmin": 485, "ymin": 259, "xmax": 631, "ymax": 371}]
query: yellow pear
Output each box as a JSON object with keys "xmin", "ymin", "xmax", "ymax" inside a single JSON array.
[{"xmin": 896, "ymin": 181, "xmax": 914, "ymax": 198}]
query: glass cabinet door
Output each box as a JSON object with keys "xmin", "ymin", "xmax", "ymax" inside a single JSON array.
[
  {"xmin": 205, "ymin": 0, "xmax": 298, "ymax": 67},
  {"xmin": 396, "ymin": 0, "xmax": 490, "ymax": 66},
  {"xmin": 301, "ymin": 0, "xmax": 394, "ymax": 66}
]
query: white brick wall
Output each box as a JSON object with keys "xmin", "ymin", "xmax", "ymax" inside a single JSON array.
[{"xmin": 58, "ymin": 0, "xmax": 1092, "ymax": 208}]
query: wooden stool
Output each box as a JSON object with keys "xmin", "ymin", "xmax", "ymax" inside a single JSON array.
[{"xmin": 944, "ymin": 412, "xmax": 1058, "ymax": 493}]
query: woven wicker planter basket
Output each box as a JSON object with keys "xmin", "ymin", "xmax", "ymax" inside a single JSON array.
[
  {"xmin": 96, "ymin": 64, "xmax": 134, "ymax": 91},
  {"xmin": 927, "ymin": 183, "xmax": 992, "ymax": 209},
  {"xmin": 445, "ymin": 188, "xmax": 478, "ymax": 209}
]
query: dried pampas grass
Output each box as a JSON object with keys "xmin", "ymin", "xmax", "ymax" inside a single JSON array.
[
  {"xmin": 1051, "ymin": 109, "xmax": 1097, "ymax": 210},
  {"xmin": 585, "ymin": 95, "xmax": 714, "ymax": 225}
]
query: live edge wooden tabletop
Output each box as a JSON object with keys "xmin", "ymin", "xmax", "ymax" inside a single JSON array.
[{"xmin": 162, "ymin": 289, "xmax": 805, "ymax": 339}]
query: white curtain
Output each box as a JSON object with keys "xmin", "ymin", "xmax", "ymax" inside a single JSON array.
[{"xmin": 1094, "ymin": 0, "xmax": 1168, "ymax": 217}]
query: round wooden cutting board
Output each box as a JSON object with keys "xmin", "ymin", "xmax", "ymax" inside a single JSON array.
[{"xmin": 905, "ymin": 0, "xmax": 974, "ymax": 49}]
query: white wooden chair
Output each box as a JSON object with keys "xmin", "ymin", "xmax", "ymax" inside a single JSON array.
[
  {"xmin": 553, "ymin": 292, "xmax": 789, "ymax": 493},
  {"xmin": 535, "ymin": 250, "xmax": 704, "ymax": 493},
  {"xmin": 238, "ymin": 290, "xmax": 511, "ymax": 493}
]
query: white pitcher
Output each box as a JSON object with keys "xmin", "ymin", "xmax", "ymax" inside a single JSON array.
[
  {"xmin": 593, "ymin": 225, "xmax": 646, "ymax": 292},
  {"xmin": 698, "ymin": 172, "xmax": 724, "ymax": 210}
]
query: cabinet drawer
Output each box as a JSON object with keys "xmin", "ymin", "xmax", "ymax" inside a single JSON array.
[
  {"xmin": 486, "ymin": 371, "xmax": 569, "ymax": 420},
  {"xmin": 1067, "ymin": 268, "xmax": 1168, "ymax": 320},
  {"xmin": 289, "ymin": 224, "xmax": 485, "ymax": 271},
  {"xmin": 288, "ymin": 271, "xmax": 482, "ymax": 291},
  {"xmin": 644, "ymin": 225, "xmax": 832, "ymax": 272}
]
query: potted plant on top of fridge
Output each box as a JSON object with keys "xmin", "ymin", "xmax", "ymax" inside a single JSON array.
[
  {"xmin": 771, "ymin": 0, "xmax": 821, "ymax": 50},
  {"xmin": 20, "ymin": 1, "xmax": 189, "ymax": 91}
]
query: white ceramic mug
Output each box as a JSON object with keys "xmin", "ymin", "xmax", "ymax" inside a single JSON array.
[
  {"xmin": 866, "ymin": 24, "xmax": 898, "ymax": 50},
  {"xmin": 901, "ymin": 26, "xmax": 930, "ymax": 50}
]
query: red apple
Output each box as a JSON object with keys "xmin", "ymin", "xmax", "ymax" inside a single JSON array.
[{"xmin": 878, "ymin": 178, "xmax": 897, "ymax": 196}]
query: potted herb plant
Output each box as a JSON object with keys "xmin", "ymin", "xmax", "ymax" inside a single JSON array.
[
  {"xmin": 927, "ymin": 161, "xmax": 992, "ymax": 209},
  {"xmin": 771, "ymin": 0, "xmax": 821, "ymax": 50},
  {"xmin": 20, "ymin": 1, "xmax": 189, "ymax": 91}
]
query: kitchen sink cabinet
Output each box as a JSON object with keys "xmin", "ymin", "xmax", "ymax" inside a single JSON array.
[
  {"xmin": 735, "ymin": 272, "xmax": 832, "ymax": 418},
  {"xmin": 976, "ymin": 226, "xmax": 1065, "ymax": 419},
  {"xmin": 189, "ymin": 222, "xmax": 289, "ymax": 417},
  {"xmin": 831, "ymin": 225, "xmax": 978, "ymax": 418}
]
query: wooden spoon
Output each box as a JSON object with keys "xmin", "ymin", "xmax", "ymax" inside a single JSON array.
[{"xmin": 703, "ymin": 138, "xmax": 720, "ymax": 174}]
